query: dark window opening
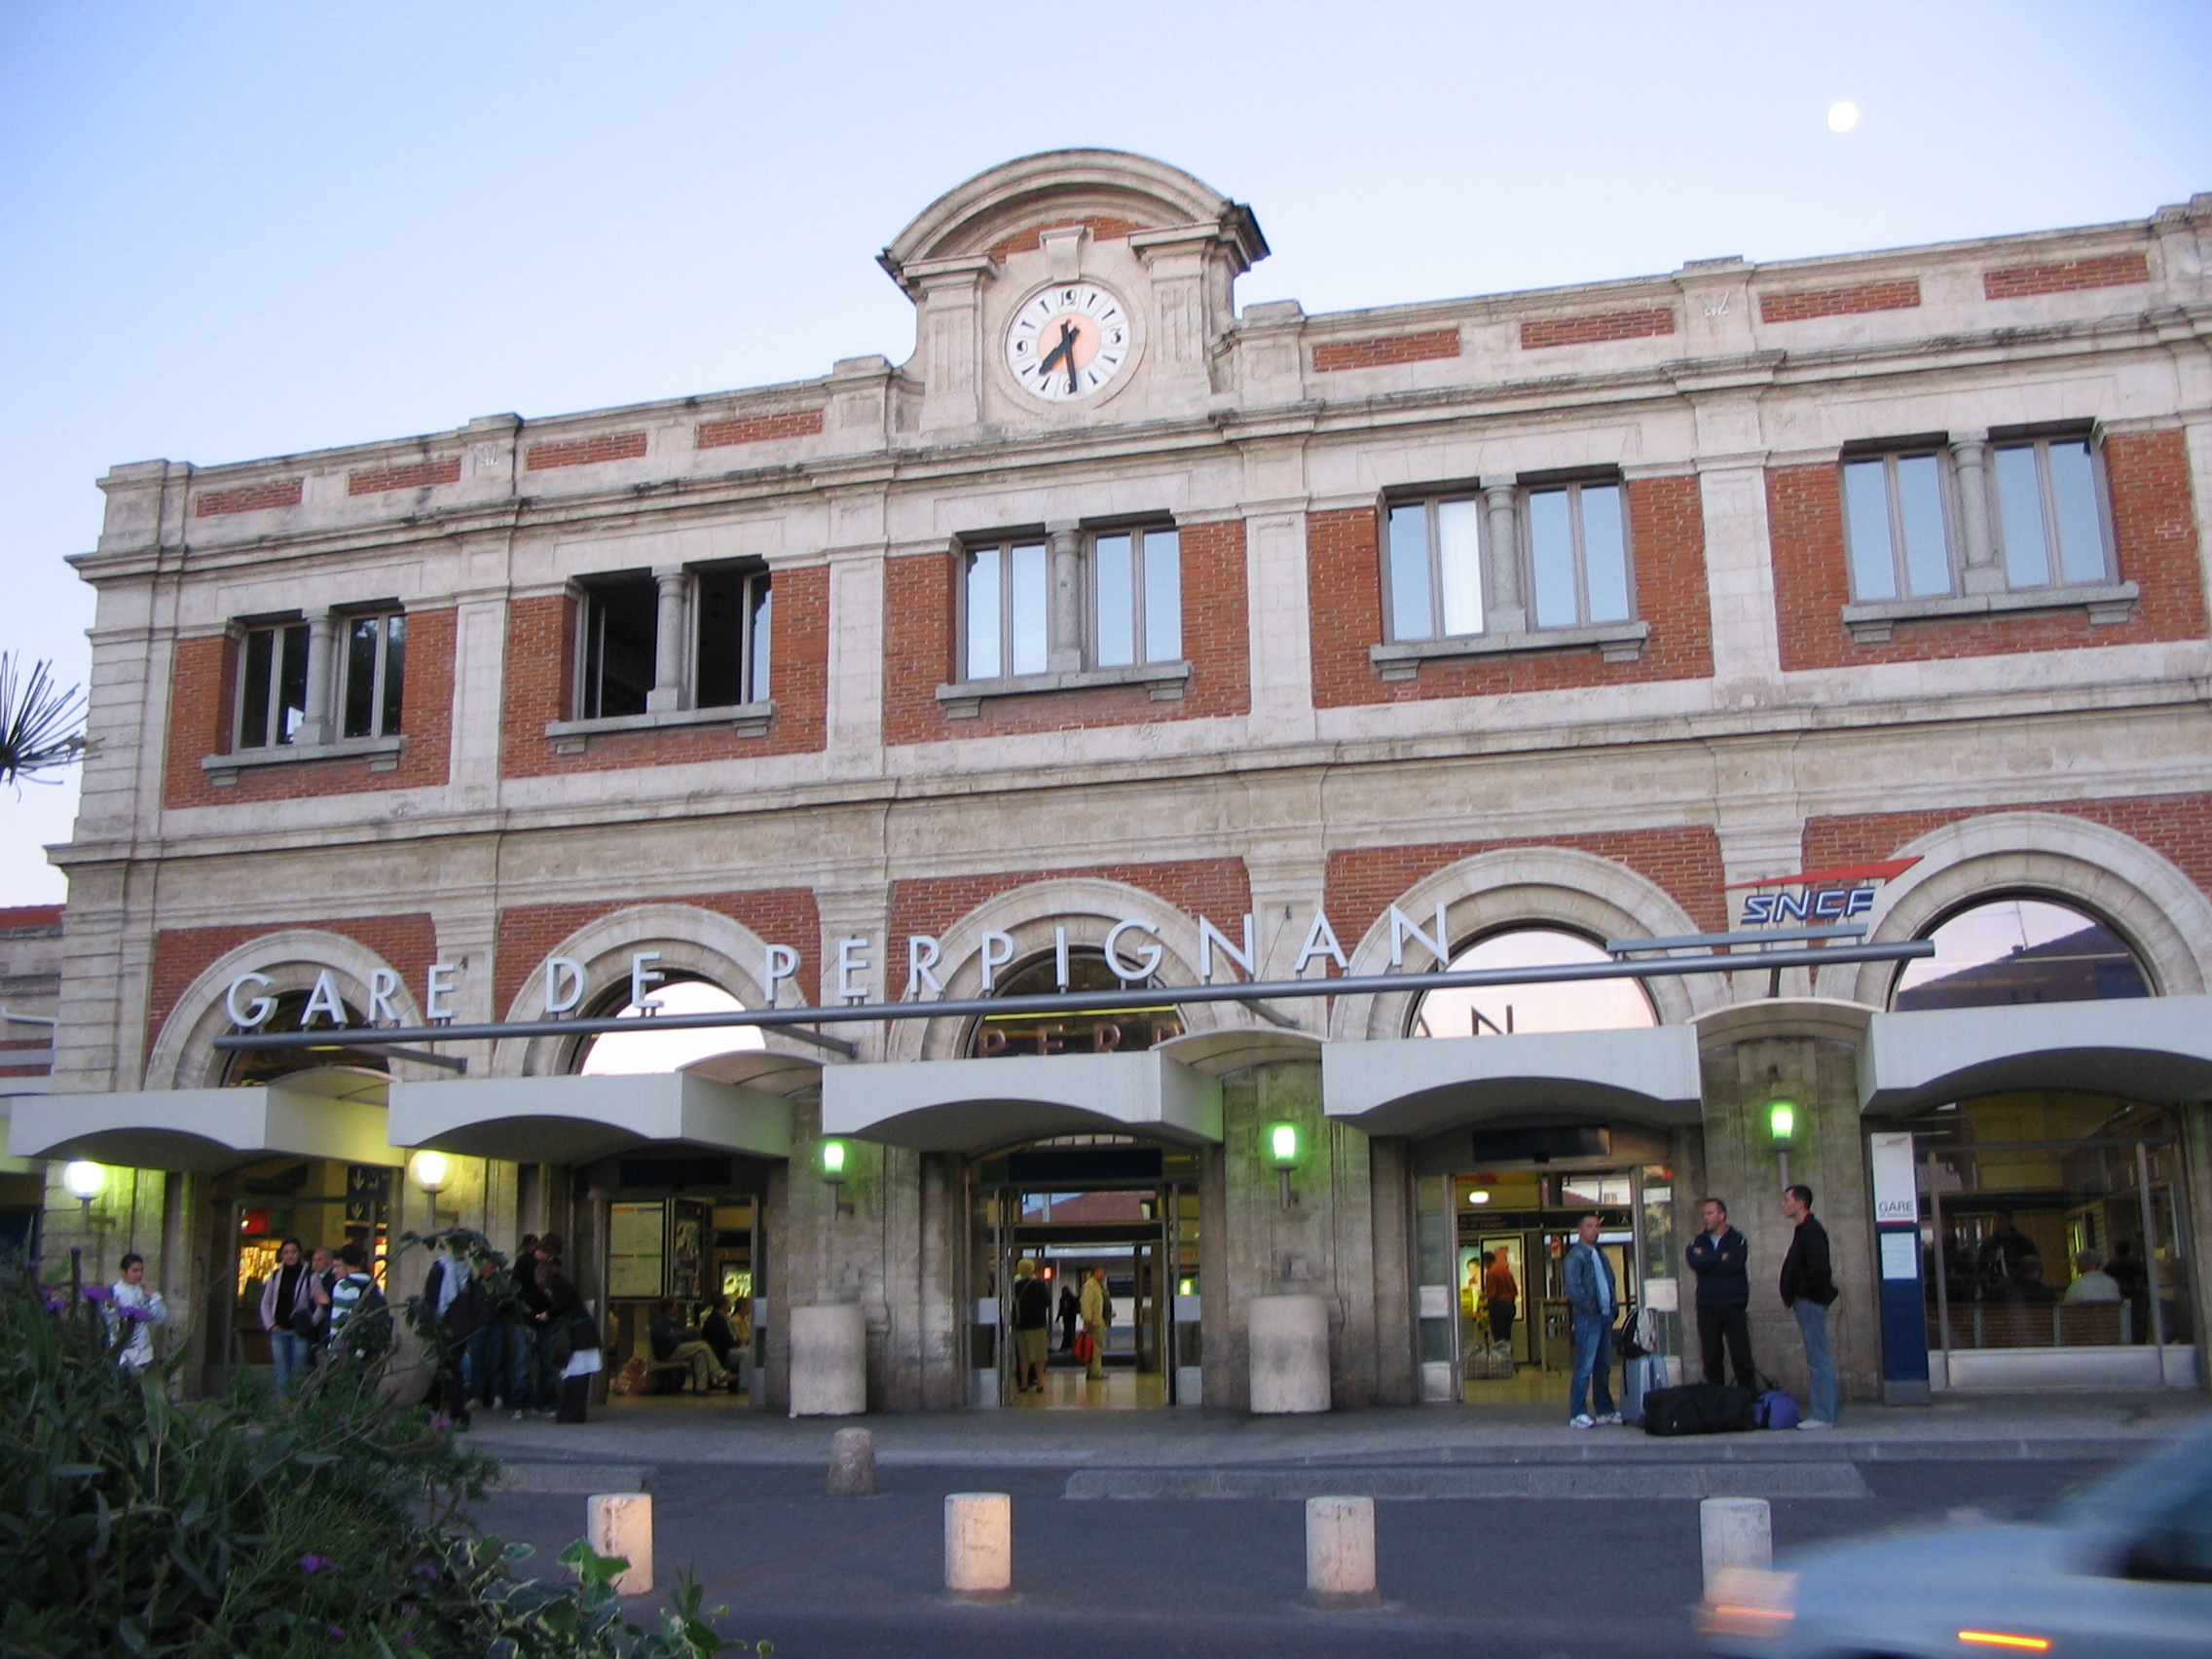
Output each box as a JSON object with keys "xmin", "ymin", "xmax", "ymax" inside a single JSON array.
[
  {"xmin": 694, "ymin": 565, "xmax": 772, "ymax": 708},
  {"xmin": 236, "ymin": 621, "xmax": 310, "ymax": 749},
  {"xmin": 579, "ymin": 575, "xmax": 658, "ymax": 719}
]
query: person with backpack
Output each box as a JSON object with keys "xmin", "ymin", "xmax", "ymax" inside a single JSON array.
[
  {"xmin": 1011, "ymin": 1258, "xmax": 1052, "ymax": 1394},
  {"xmin": 1779, "ymin": 1184, "xmax": 1838, "ymax": 1429},
  {"xmin": 1686, "ymin": 1198, "xmax": 1755, "ymax": 1389},
  {"xmin": 1563, "ymin": 1214, "xmax": 1620, "ymax": 1428},
  {"xmin": 324, "ymin": 1241, "xmax": 389, "ymax": 1358}
]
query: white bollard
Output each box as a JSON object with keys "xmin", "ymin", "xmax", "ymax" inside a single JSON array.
[
  {"xmin": 1306, "ymin": 1495, "xmax": 1378, "ymax": 1600},
  {"xmin": 943, "ymin": 1492, "xmax": 1013, "ymax": 1595},
  {"xmin": 789, "ymin": 1304, "xmax": 867, "ymax": 1417},
  {"xmin": 828, "ymin": 1425, "xmax": 877, "ymax": 1495},
  {"xmin": 1700, "ymin": 1496, "xmax": 1772, "ymax": 1589},
  {"xmin": 1248, "ymin": 1294, "xmax": 1332, "ymax": 1414},
  {"xmin": 586, "ymin": 1493, "xmax": 653, "ymax": 1597}
]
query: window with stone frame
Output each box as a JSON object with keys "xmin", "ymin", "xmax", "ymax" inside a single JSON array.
[
  {"xmin": 961, "ymin": 526, "xmax": 1182, "ymax": 682},
  {"xmin": 1842, "ymin": 442, "xmax": 1959, "ymax": 602},
  {"xmin": 1990, "ymin": 432, "xmax": 2113, "ymax": 591},
  {"xmin": 233, "ymin": 617, "xmax": 311, "ymax": 749},
  {"xmin": 1383, "ymin": 497, "xmax": 1485, "ymax": 642},
  {"xmin": 1381, "ymin": 476, "xmax": 1633, "ymax": 645},
  {"xmin": 337, "ymin": 608, "xmax": 407, "ymax": 740},
  {"xmin": 1524, "ymin": 477, "xmax": 1632, "ymax": 630},
  {"xmin": 574, "ymin": 563, "xmax": 771, "ymax": 720}
]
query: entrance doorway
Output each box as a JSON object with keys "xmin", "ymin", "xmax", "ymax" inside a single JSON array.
[
  {"xmin": 597, "ymin": 1154, "xmax": 764, "ymax": 1407},
  {"xmin": 973, "ymin": 1137, "xmax": 1201, "ymax": 1409}
]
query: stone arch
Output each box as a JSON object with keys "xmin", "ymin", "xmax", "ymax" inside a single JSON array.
[
  {"xmin": 883, "ymin": 875, "xmax": 1251, "ymax": 1063},
  {"xmin": 146, "ymin": 928, "xmax": 428, "ymax": 1091},
  {"xmin": 1332, "ymin": 845, "xmax": 1713, "ymax": 1042},
  {"xmin": 1825, "ymin": 812, "xmax": 2212, "ymax": 1005},
  {"xmin": 496, "ymin": 903, "xmax": 800, "ymax": 1079}
]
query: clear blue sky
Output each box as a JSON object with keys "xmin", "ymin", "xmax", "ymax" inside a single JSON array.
[{"xmin": 3, "ymin": 1, "xmax": 2207, "ymax": 903}]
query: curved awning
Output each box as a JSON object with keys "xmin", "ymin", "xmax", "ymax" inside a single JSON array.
[
  {"xmin": 1860, "ymin": 995, "xmax": 2212, "ymax": 1117},
  {"xmin": 1321, "ymin": 1026, "xmax": 1704, "ymax": 1138},
  {"xmin": 387, "ymin": 1072, "xmax": 792, "ymax": 1163},
  {"xmin": 9, "ymin": 1069, "xmax": 403, "ymax": 1173},
  {"xmin": 821, "ymin": 1051, "xmax": 1223, "ymax": 1153}
]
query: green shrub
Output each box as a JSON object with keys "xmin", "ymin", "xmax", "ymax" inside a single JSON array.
[{"xmin": 0, "ymin": 1252, "xmax": 765, "ymax": 1659}]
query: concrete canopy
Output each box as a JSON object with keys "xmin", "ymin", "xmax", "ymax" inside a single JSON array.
[
  {"xmin": 1321, "ymin": 1027, "xmax": 1705, "ymax": 1139},
  {"xmin": 387, "ymin": 1072, "xmax": 792, "ymax": 1164},
  {"xmin": 1860, "ymin": 995, "xmax": 2212, "ymax": 1116},
  {"xmin": 820, "ymin": 1051, "xmax": 1223, "ymax": 1154},
  {"xmin": 9, "ymin": 1068, "xmax": 403, "ymax": 1174}
]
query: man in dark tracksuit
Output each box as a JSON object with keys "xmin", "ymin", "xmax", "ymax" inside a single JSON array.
[{"xmin": 1685, "ymin": 1197, "xmax": 1755, "ymax": 1388}]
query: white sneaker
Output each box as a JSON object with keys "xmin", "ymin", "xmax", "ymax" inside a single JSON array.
[
  {"xmin": 1599, "ymin": 1412, "xmax": 1624, "ymax": 1425},
  {"xmin": 1797, "ymin": 1419, "xmax": 1833, "ymax": 1430},
  {"xmin": 1569, "ymin": 1414, "xmax": 1596, "ymax": 1429}
]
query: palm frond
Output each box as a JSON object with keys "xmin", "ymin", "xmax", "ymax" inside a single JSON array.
[{"xmin": 0, "ymin": 653, "xmax": 88, "ymax": 787}]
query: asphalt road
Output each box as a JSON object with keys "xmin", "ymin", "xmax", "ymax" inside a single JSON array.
[{"xmin": 467, "ymin": 1458, "xmax": 2120, "ymax": 1659}]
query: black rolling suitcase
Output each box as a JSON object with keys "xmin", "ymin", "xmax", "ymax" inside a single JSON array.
[{"xmin": 1641, "ymin": 1382, "xmax": 1756, "ymax": 1436}]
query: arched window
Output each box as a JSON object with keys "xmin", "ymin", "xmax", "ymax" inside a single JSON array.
[
  {"xmin": 1892, "ymin": 895, "xmax": 2152, "ymax": 1012},
  {"xmin": 1413, "ymin": 927, "xmax": 1655, "ymax": 1038},
  {"xmin": 223, "ymin": 989, "xmax": 390, "ymax": 1087},
  {"xmin": 968, "ymin": 948, "xmax": 1179, "ymax": 1058},
  {"xmin": 576, "ymin": 977, "xmax": 765, "ymax": 1075}
]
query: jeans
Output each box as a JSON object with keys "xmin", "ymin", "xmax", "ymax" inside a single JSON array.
[
  {"xmin": 1698, "ymin": 1303, "xmax": 1756, "ymax": 1388},
  {"xmin": 1793, "ymin": 1299, "xmax": 1838, "ymax": 1423},
  {"xmin": 1569, "ymin": 1311, "xmax": 1616, "ymax": 1419},
  {"xmin": 464, "ymin": 1324, "xmax": 506, "ymax": 1405},
  {"xmin": 509, "ymin": 1323, "xmax": 557, "ymax": 1410},
  {"xmin": 270, "ymin": 1329, "xmax": 308, "ymax": 1391}
]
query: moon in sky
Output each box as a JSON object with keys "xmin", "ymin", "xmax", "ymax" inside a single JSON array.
[{"xmin": 1827, "ymin": 101, "xmax": 1861, "ymax": 133}]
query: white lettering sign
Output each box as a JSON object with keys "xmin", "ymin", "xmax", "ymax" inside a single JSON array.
[
  {"xmin": 1294, "ymin": 907, "xmax": 1348, "ymax": 975},
  {"xmin": 367, "ymin": 968, "xmax": 402, "ymax": 1025},
  {"xmin": 977, "ymin": 931, "xmax": 1016, "ymax": 991},
  {"xmin": 763, "ymin": 943, "xmax": 799, "ymax": 1004},
  {"xmin": 226, "ymin": 972, "xmax": 276, "ymax": 1029},
  {"xmin": 542, "ymin": 957, "xmax": 586, "ymax": 1016},
  {"xmin": 301, "ymin": 969, "xmax": 349, "ymax": 1028},
  {"xmin": 1101, "ymin": 919, "xmax": 1163, "ymax": 982},
  {"xmin": 1868, "ymin": 1131, "xmax": 1919, "ymax": 1225},
  {"xmin": 1198, "ymin": 913, "xmax": 1256, "ymax": 984},
  {"xmin": 424, "ymin": 963, "xmax": 460, "ymax": 1021},
  {"xmin": 836, "ymin": 937, "xmax": 870, "ymax": 1002},
  {"xmin": 906, "ymin": 934, "xmax": 943, "ymax": 998}
]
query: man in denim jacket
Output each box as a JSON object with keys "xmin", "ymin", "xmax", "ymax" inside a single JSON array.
[{"xmin": 1564, "ymin": 1213, "xmax": 1619, "ymax": 1428}]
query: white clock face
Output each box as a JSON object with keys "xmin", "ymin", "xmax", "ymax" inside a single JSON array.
[{"xmin": 1006, "ymin": 282, "xmax": 1130, "ymax": 402}]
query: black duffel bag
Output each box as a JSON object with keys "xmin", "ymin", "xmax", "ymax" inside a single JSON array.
[{"xmin": 1641, "ymin": 1382, "xmax": 1757, "ymax": 1437}]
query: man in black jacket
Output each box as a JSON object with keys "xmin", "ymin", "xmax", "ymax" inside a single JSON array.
[
  {"xmin": 1685, "ymin": 1198, "xmax": 1755, "ymax": 1388},
  {"xmin": 1779, "ymin": 1184, "xmax": 1838, "ymax": 1427}
]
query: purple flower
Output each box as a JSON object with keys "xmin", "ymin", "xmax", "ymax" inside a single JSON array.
[
  {"xmin": 414, "ymin": 1563, "xmax": 439, "ymax": 1580},
  {"xmin": 299, "ymin": 1553, "xmax": 332, "ymax": 1574},
  {"xmin": 42, "ymin": 1295, "xmax": 66, "ymax": 1313},
  {"xmin": 81, "ymin": 1285, "xmax": 111, "ymax": 1304},
  {"xmin": 326, "ymin": 1626, "xmax": 346, "ymax": 1641}
]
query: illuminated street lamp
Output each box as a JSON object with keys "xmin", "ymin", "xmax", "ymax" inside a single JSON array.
[
  {"xmin": 410, "ymin": 1150, "xmax": 452, "ymax": 1229},
  {"xmin": 814, "ymin": 1137, "xmax": 853, "ymax": 1215},
  {"xmin": 62, "ymin": 1161, "xmax": 107, "ymax": 1278},
  {"xmin": 1262, "ymin": 1121, "xmax": 1307, "ymax": 1208}
]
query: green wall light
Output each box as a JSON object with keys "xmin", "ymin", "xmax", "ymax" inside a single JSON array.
[
  {"xmin": 1767, "ymin": 1099, "xmax": 1799, "ymax": 1145},
  {"xmin": 814, "ymin": 1138, "xmax": 852, "ymax": 1184},
  {"xmin": 1263, "ymin": 1121, "xmax": 1307, "ymax": 1171}
]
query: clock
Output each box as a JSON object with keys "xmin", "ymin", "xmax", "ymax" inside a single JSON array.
[{"xmin": 1005, "ymin": 282, "xmax": 1131, "ymax": 402}]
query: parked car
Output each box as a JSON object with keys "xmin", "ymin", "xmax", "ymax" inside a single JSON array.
[{"xmin": 1702, "ymin": 1417, "xmax": 2212, "ymax": 1658}]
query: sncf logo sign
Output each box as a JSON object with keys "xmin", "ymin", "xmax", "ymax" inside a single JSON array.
[{"xmin": 1728, "ymin": 857, "xmax": 1921, "ymax": 928}]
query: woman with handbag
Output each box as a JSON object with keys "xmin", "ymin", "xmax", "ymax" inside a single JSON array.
[
  {"xmin": 258, "ymin": 1237, "xmax": 310, "ymax": 1391},
  {"xmin": 535, "ymin": 1256, "xmax": 601, "ymax": 1423}
]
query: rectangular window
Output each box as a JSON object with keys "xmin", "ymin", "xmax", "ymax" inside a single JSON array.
[
  {"xmin": 1842, "ymin": 449, "xmax": 1955, "ymax": 601},
  {"xmin": 964, "ymin": 539, "xmax": 1050, "ymax": 680},
  {"xmin": 1994, "ymin": 436, "xmax": 2109, "ymax": 589},
  {"xmin": 1091, "ymin": 526, "xmax": 1182, "ymax": 667},
  {"xmin": 1527, "ymin": 480, "xmax": 1630, "ymax": 629},
  {"xmin": 339, "ymin": 610, "xmax": 406, "ymax": 739},
  {"xmin": 234, "ymin": 619, "xmax": 310, "ymax": 749},
  {"xmin": 693, "ymin": 565, "xmax": 772, "ymax": 708},
  {"xmin": 577, "ymin": 573, "xmax": 658, "ymax": 720},
  {"xmin": 1383, "ymin": 498, "xmax": 1484, "ymax": 642}
]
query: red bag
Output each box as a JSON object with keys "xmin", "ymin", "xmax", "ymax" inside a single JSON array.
[{"xmin": 1072, "ymin": 1331, "xmax": 1094, "ymax": 1363}]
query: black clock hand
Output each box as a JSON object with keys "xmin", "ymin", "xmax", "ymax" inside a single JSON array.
[{"xmin": 1037, "ymin": 319, "xmax": 1079, "ymax": 388}]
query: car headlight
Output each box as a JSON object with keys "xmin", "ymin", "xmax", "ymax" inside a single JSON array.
[{"xmin": 1699, "ymin": 1567, "xmax": 1798, "ymax": 1639}]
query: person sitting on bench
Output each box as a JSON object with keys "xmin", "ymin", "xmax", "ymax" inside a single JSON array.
[{"xmin": 648, "ymin": 1297, "xmax": 731, "ymax": 1393}]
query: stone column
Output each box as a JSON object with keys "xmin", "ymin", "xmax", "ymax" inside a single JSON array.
[
  {"xmin": 646, "ymin": 567, "xmax": 686, "ymax": 712},
  {"xmin": 1481, "ymin": 476, "xmax": 1525, "ymax": 634},
  {"xmin": 1951, "ymin": 430, "xmax": 2004, "ymax": 593},
  {"xmin": 297, "ymin": 610, "xmax": 338, "ymax": 745},
  {"xmin": 1046, "ymin": 521, "xmax": 1083, "ymax": 673}
]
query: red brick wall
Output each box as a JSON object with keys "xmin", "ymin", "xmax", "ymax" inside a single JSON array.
[
  {"xmin": 697, "ymin": 409, "xmax": 825, "ymax": 449},
  {"xmin": 1759, "ymin": 279, "xmax": 1920, "ymax": 323},
  {"xmin": 499, "ymin": 564, "xmax": 829, "ymax": 775},
  {"xmin": 349, "ymin": 458, "xmax": 461, "ymax": 495},
  {"xmin": 1327, "ymin": 829, "xmax": 1729, "ymax": 962},
  {"xmin": 494, "ymin": 890, "xmax": 823, "ymax": 1014},
  {"xmin": 882, "ymin": 519, "xmax": 1249, "ymax": 746},
  {"xmin": 1803, "ymin": 793, "xmax": 2212, "ymax": 906},
  {"xmin": 1983, "ymin": 252, "xmax": 2149, "ymax": 301},
  {"xmin": 162, "ymin": 608, "xmax": 457, "ymax": 808},
  {"xmin": 196, "ymin": 479, "xmax": 302, "ymax": 517},
  {"xmin": 146, "ymin": 912, "xmax": 440, "ymax": 1058},
  {"xmin": 1521, "ymin": 310, "xmax": 1676, "ymax": 350},
  {"xmin": 1311, "ymin": 330, "xmax": 1460, "ymax": 372},
  {"xmin": 0, "ymin": 904, "xmax": 63, "ymax": 931},
  {"xmin": 1768, "ymin": 429, "xmax": 2206, "ymax": 671},
  {"xmin": 984, "ymin": 217, "xmax": 1143, "ymax": 265},
  {"xmin": 526, "ymin": 431, "xmax": 647, "ymax": 471},
  {"xmin": 1307, "ymin": 476, "xmax": 1714, "ymax": 708},
  {"xmin": 887, "ymin": 860, "xmax": 1252, "ymax": 997}
]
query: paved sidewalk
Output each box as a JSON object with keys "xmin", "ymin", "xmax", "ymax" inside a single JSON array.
[{"xmin": 461, "ymin": 1388, "xmax": 2210, "ymax": 1478}]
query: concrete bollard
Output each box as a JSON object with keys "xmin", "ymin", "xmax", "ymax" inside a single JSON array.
[
  {"xmin": 943, "ymin": 1492, "xmax": 1013, "ymax": 1595},
  {"xmin": 828, "ymin": 1425, "xmax": 877, "ymax": 1495},
  {"xmin": 1700, "ymin": 1496, "xmax": 1772, "ymax": 1589},
  {"xmin": 1306, "ymin": 1495, "xmax": 1378, "ymax": 1601},
  {"xmin": 788, "ymin": 1304, "xmax": 867, "ymax": 1417},
  {"xmin": 1248, "ymin": 1294, "xmax": 1332, "ymax": 1414},
  {"xmin": 585, "ymin": 1493, "xmax": 653, "ymax": 1597}
]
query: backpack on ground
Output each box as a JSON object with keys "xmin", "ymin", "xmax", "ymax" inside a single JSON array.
[
  {"xmin": 1640, "ymin": 1382, "xmax": 1756, "ymax": 1437},
  {"xmin": 1751, "ymin": 1374, "xmax": 1801, "ymax": 1429}
]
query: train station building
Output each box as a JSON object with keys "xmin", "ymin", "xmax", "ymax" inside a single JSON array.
[{"xmin": 14, "ymin": 151, "xmax": 2212, "ymax": 1418}]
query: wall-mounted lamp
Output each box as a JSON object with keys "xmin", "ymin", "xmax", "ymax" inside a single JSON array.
[
  {"xmin": 1262, "ymin": 1121, "xmax": 1307, "ymax": 1208},
  {"xmin": 1767, "ymin": 1100, "xmax": 1799, "ymax": 1146},
  {"xmin": 814, "ymin": 1138, "xmax": 855, "ymax": 1212},
  {"xmin": 410, "ymin": 1150, "xmax": 452, "ymax": 1228},
  {"xmin": 63, "ymin": 1159, "xmax": 105, "ymax": 1203},
  {"xmin": 1464, "ymin": 1188, "xmax": 1492, "ymax": 1206}
]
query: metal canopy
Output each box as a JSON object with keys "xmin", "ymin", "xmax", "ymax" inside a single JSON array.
[
  {"xmin": 1321, "ymin": 1025, "xmax": 1705, "ymax": 1138},
  {"xmin": 1859, "ymin": 995, "xmax": 2212, "ymax": 1116},
  {"xmin": 821, "ymin": 1051, "xmax": 1223, "ymax": 1154},
  {"xmin": 387, "ymin": 1072, "xmax": 793, "ymax": 1164},
  {"xmin": 8, "ymin": 1070, "xmax": 403, "ymax": 1173}
]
